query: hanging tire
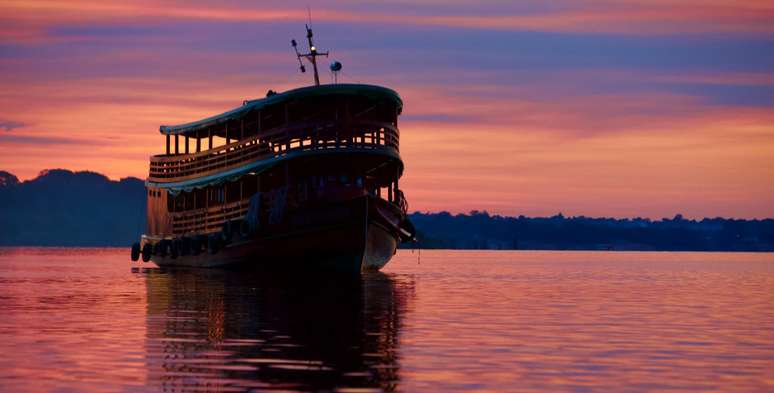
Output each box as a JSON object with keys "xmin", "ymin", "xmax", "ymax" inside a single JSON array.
[
  {"xmin": 239, "ymin": 219, "xmax": 250, "ymax": 238},
  {"xmin": 159, "ymin": 240, "xmax": 169, "ymax": 257},
  {"xmin": 141, "ymin": 243, "xmax": 152, "ymax": 262},
  {"xmin": 198, "ymin": 235, "xmax": 208, "ymax": 253},
  {"xmin": 180, "ymin": 237, "xmax": 191, "ymax": 256},
  {"xmin": 170, "ymin": 239, "xmax": 179, "ymax": 259},
  {"xmin": 130, "ymin": 242, "xmax": 141, "ymax": 261},
  {"xmin": 222, "ymin": 221, "xmax": 233, "ymax": 244},
  {"xmin": 208, "ymin": 233, "xmax": 220, "ymax": 254},
  {"xmin": 191, "ymin": 237, "xmax": 201, "ymax": 256}
]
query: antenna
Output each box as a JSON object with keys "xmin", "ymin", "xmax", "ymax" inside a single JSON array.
[
  {"xmin": 291, "ymin": 22, "xmax": 328, "ymax": 86},
  {"xmin": 291, "ymin": 39, "xmax": 306, "ymax": 74}
]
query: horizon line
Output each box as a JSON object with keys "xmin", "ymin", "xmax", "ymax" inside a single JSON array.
[{"xmin": 2, "ymin": 167, "xmax": 772, "ymax": 222}]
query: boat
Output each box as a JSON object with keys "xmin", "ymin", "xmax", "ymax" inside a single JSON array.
[{"xmin": 129, "ymin": 25, "xmax": 415, "ymax": 272}]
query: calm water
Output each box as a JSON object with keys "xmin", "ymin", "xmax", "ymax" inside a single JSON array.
[{"xmin": 0, "ymin": 249, "xmax": 772, "ymax": 392}]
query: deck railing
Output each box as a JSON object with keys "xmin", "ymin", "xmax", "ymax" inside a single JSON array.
[
  {"xmin": 149, "ymin": 121, "xmax": 399, "ymax": 183},
  {"xmin": 170, "ymin": 200, "xmax": 249, "ymax": 235},
  {"xmin": 168, "ymin": 192, "xmax": 405, "ymax": 236}
]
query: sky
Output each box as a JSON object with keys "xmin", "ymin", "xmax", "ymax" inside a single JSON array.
[{"xmin": 1, "ymin": 0, "xmax": 773, "ymax": 219}]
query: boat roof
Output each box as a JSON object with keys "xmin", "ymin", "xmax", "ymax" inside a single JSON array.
[{"xmin": 159, "ymin": 83, "xmax": 402, "ymax": 135}]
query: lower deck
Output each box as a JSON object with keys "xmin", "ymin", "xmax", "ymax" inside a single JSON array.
[{"xmin": 143, "ymin": 195, "xmax": 405, "ymax": 272}]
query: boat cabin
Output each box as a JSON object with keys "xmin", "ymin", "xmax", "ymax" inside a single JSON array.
[{"xmin": 145, "ymin": 84, "xmax": 407, "ymax": 238}]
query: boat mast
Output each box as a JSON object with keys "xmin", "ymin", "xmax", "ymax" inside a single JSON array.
[{"xmin": 291, "ymin": 25, "xmax": 328, "ymax": 86}]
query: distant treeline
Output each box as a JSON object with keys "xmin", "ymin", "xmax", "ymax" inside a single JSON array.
[
  {"xmin": 1, "ymin": 169, "xmax": 773, "ymax": 250},
  {"xmin": 406, "ymin": 211, "xmax": 774, "ymax": 251}
]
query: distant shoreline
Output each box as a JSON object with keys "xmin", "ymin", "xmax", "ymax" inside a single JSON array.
[
  {"xmin": 1, "ymin": 246, "xmax": 773, "ymax": 254},
  {"xmin": 2, "ymin": 169, "xmax": 772, "ymax": 251}
]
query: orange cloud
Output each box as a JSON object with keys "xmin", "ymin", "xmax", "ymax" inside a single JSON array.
[{"xmin": 1, "ymin": 1, "xmax": 774, "ymax": 218}]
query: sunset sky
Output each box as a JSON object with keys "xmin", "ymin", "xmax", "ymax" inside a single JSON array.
[{"xmin": 1, "ymin": 0, "xmax": 773, "ymax": 218}]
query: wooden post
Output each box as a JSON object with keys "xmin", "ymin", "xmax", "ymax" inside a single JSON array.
[
  {"xmin": 185, "ymin": 136, "xmax": 189, "ymax": 154},
  {"xmin": 196, "ymin": 135, "xmax": 201, "ymax": 152},
  {"xmin": 208, "ymin": 129, "xmax": 213, "ymax": 150},
  {"xmin": 395, "ymin": 167, "xmax": 399, "ymax": 194},
  {"xmin": 225, "ymin": 122, "xmax": 229, "ymax": 145},
  {"xmin": 174, "ymin": 134, "xmax": 179, "ymax": 155},
  {"xmin": 165, "ymin": 134, "xmax": 170, "ymax": 155}
]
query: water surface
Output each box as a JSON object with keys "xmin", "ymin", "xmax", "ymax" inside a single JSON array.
[{"xmin": 0, "ymin": 249, "xmax": 772, "ymax": 392}]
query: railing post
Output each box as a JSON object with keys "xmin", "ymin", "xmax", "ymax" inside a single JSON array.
[{"xmin": 396, "ymin": 165, "xmax": 400, "ymax": 186}]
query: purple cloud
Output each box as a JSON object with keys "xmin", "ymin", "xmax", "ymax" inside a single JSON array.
[{"xmin": 0, "ymin": 120, "xmax": 25, "ymax": 131}]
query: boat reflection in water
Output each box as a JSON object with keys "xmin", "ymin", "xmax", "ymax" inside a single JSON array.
[{"xmin": 141, "ymin": 267, "xmax": 414, "ymax": 391}]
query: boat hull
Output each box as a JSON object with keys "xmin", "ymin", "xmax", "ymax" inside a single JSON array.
[{"xmin": 148, "ymin": 196, "xmax": 401, "ymax": 273}]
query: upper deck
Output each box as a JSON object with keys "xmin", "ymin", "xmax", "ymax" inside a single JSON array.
[{"xmin": 148, "ymin": 84, "xmax": 403, "ymax": 187}]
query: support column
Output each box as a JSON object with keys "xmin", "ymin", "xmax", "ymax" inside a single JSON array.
[
  {"xmin": 395, "ymin": 168, "xmax": 400, "ymax": 198},
  {"xmin": 174, "ymin": 134, "xmax": 179, "ymax": 155},
  {"xmin": 208, "ymin": 129, "xmax": 213, "ymax": 150},
  {"xmin": 196, "ymin": 136, "xmax": 201, "ymax": 152},
  {"xmin": 185, "ymin": 136, "xmax": 189, "ymax": 154},
  {"xmin": 165, "ymin": 135, "xmax": 170, "ymax": 155},
  {"xmin": 225, "ymin": 123, "xmax": 229, "ymax": 144}
]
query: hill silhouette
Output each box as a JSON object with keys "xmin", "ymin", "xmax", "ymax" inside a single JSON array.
[
  {"xmin": 0, "ymin": 169, "xmax": 145, "ymax": 246},
  {"xmin": 1, "ymin": 169, "xmax": 772, "ymax": 250}
]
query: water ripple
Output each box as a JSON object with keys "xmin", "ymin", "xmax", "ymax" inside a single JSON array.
[{"xmin": 0, "ymin": 249, "xmax": 772, "ymax": 392}]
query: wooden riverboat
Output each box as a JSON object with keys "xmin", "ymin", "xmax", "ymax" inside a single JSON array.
[{"xmin": 130, "ymin": 27, "xmax": 415, "ymax": 272}]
